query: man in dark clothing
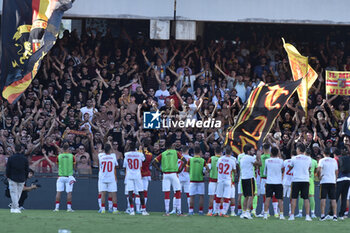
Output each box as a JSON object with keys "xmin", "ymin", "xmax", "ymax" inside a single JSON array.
[
  {"xmin": 19, "ymin": 169, "xmax": 38, "ymax": 209},
  {"xmin": 6, "ymin": 144, "xmax": 29, "ymax": 213},
  {"xmin": 328, "ymin": 149, "xmax": 350, "ymax": 219},
  {"xmin": 335, "ymin": 149, "xmax": 350, "ymax": 219}
]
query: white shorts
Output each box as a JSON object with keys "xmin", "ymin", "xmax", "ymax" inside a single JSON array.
[
  {"xmin": 260, "ymin": 178, "xmax": 267, "ymax": 195},
  {"xmin": 208, "ymin": 182, "xmax": 218, "ymax": 196},
  {"xmin": 216, "ymin": 180, "xmax": 232, "ymax": 199},
  {"xmin": 230, "ymin": 184, "xmax": 236, "ymax": 199},
  {"xmin": 126, "ymin": 178, "xmax": 144, "ymax": 193},
  {"xmin": 238, "ymin": 179, "xmax": 242, "ymax": 195},
  {"xmin": 98, "ymin": 180, "xmax": 117, "ymax": 192},
  {"xmin": 347, "ymin": 186, "xmax": 350, "ymax": 200},
  {"xmin": 283, "ymin": 185, "xmax": 291, "ymax": 198},
  {"xmin": 56, "ymin": 176, "xmax": 75, "ymax": 193},
  {"xmin": 162, "ymin": 173, "xmax": 181, "ymax": 192},
  {"xmin": 189, "ymin": 182, "xmax": 205, "ymax": 196},
  {"xmin": 180, "ymin": 180, "xmax": 190, "ymax": 193},
  {"xmin": 142, "ymin": 176, "xmax": 151, "ymax": 191}
]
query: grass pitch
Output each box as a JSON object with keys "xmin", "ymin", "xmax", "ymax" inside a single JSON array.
[{"xmin": 1, "ymin": 209, "xmax": 349, "ymax": 233}]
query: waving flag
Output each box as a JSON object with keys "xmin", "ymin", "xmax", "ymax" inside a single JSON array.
[
  {"xmin": 225, "ymin": 80, "xmax": 302, "ymax": 156},
  {"xmin": 282, "ymin": 38, "xmax": 318, "ymax": 115},
  {"xmin": 1, "ymin": 0, "xmax": 74, "ymax": 104}
]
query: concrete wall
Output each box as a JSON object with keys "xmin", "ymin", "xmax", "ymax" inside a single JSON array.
[
  {"xmin": 1, "ymin": 0, "xmax": 349, "ymax": 24},
  {"xmin": 0, "ymin": 177, "xmax": 194, "ymax": 212},
  {"xmin": 0, "ymin": 177, "xmax": 328, "ymax": 216}
]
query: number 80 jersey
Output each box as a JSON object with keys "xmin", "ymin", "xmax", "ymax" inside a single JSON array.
[
  {"xmin": 216, "ymin": 156, "xmax": 237, "ymax": 181},
  {"xmin": 98, "ymin": 153, "xmax": 118, "ymax": 182},
  {"xmin": 123, "ymin": 151, "xmax": 145, "ymax": 179}
]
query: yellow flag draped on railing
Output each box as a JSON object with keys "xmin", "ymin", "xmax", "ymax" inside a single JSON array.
[
  {"xmin": 326, "ymin": 70, "xmax": 350, "ymax": 96},
  {"xmin": 282, "ymin": 38, "xmax": 318, "ymax": 115}
]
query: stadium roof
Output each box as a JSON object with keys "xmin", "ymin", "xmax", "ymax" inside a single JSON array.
[{"xmin": 1, "ymin": 0, "xmax": 350, "ymax": 25}]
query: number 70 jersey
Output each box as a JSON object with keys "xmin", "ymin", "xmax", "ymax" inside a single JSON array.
[
  {"xmin": 216, "ymin": 156, "xmax": 237, "ymax": 181},
  {"xmin": 98, "ymin": 153, "xmax": 118, "ymax": 182},
  {"xmin": 123, "ymin": 151, "xmax": 145, "ymax": 179}
]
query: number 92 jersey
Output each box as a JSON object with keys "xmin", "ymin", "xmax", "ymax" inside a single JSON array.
[
  {"xmin": 98, "ymin": 153, "xmax": 118, "ymax": 182},
  {"xmin": 123, "ymin": 151, "xmax": 145, "ymax": 179},
  {"xmin": 216, "ymin": 156, "xmax": 237, "ymax": 181}
]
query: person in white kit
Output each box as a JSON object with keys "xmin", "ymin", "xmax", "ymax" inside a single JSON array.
[
  {"xmin": 227, "ymin": 146, "xmax": 238, "ymax": 216},
  {"xmin": 283, "ymin": 155, "xmax": 294, "ymax": 215},
  {"xmin": 98, "ymin": 143, "xmax": 118, "ymax": 214},
  {"xmin": 257, "ymin": 143, "xmax": 271, "ymax": 217},
  {"xmin": 236, "ymin": 152, "xmax": 246, "ymax": 216},
  {"xmin": 239, "ymin": 144, "xmax": 261, "ymax": 220},
  {"xmin": 317, "ymin": 148, "xmax": 338, "ymax": 221},
  {"xmin": 170, "ymin": 146, "xmax": 191, "ymax": 214},
  {"xmin": 152, "ymin": 141, "xmax": 187, "ymax": 216},
  {"xmin": 263, "ymin": 147, "xmax": 284, "ymax": 220},
  {"xmin": 206, "ymin": 147, "xmax": 222, "ymax": 216},
  {"xmin": 123, "ymin": 142, "xmax": 149, "ymax": 216},
  {"xmin": 288, "ymin": 144, "xmax": 312, "ymax": 221},
  {"xmin": 215, "ymin": 146, "xmax": 237, "ymax": 217}
]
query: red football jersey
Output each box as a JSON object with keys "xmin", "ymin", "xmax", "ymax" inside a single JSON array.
[{"xmin": 141, "ymin": 149, "xmax": 153, "ymax": 177}]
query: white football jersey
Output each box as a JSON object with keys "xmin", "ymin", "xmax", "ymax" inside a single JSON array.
[
  {"xmin": 318, "ymin": 157, "xmax": 338, "ymax": 184},
  {"xmin": 217, "ymin": 156, "xmax": 236, "ymax": 181},
  {"xmin": 264, "ymin": 157, "xmax": 284, "ymax": 184},
  {"xmin": 178, "ymin": 154, "xmax": 191, "ymax": 182},
  {"xmin": 283, "ymin": 159, "xmax": 293, "ymax": 186},
  {"xmin": 237, "ymin": 153, "xmax": 246, "ymax": 181},
  {"xmin": 123, "ymin": 151, "xmax": 145, "ymax": 178},
  {"xmin": 291, "ymin": 154, "xmax": 311, "ymax": 182},
  {"xmin": 98, "ymin": 153, "xmax": 118, "ymax": 182}
]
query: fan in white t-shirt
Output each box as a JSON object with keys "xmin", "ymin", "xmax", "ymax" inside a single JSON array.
[
  {"xmin": 263, "ymin": 147, "xmax": 284, "ymax": 220},
  {"xmin": 317, "ymin": 148, "xmax": 338, "ymax": 221},
  {"xmin": 239, "ymin": 144, "xmax": 261, "ymax": 219},
  {"xmin": 80, "ymin": 99, "xmax": 98, "ymax": 121},
  {"xmin": 288, "ymin": 144, "xmax": 312, "ymax": 221},
  {"xmin": 155, "ymin": 81, "xmax": 170, "ymax": 108}
]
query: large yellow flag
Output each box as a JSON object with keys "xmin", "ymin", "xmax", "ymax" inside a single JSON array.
[{"xmin": 282, "ymin": 38, "xmax": 318, "ymax": 114}]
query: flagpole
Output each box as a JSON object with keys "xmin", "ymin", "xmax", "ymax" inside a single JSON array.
[{"xmin": 305, "ymin": 57, "xmax": 309, "ymax": 119}]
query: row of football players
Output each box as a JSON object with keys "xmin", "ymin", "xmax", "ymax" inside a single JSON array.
[{"xmin": 96, "ymin": 141, "xmax": 343, "ymax": 221}]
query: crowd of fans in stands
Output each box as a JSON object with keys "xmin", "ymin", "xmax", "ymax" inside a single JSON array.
[{"xmin": 0, "ymin": 25, "xmax": 349, "ymax": 177}]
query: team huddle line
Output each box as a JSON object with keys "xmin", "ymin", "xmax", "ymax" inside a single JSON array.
[{"xmin": 53, "ymin": 141, "xmax": 347, "ymax": 221}]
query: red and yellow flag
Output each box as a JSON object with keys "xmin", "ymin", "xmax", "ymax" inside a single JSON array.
[
  {"xmin": 282, "ymin": 38, "xmax": 318, "ymax": 114},
  {"xmin": 225, "ymin": 80, "xmax": 302, "ymax": 156}
]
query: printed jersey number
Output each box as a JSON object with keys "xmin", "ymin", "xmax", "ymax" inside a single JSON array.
[
  {"xmin": 102, "ymin": 161, "xmax": 113, "ymax": 172},
  {"xmin": 127, "ymin": 159, "xmax": 139, "ymax": 169},
  {"xmin": 286, "ymin": 166, "xmax": 293, "ymax": 176},
  {"xmin": 218, "ymin": 163, "xmax": 230, "ymax": 175}
]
